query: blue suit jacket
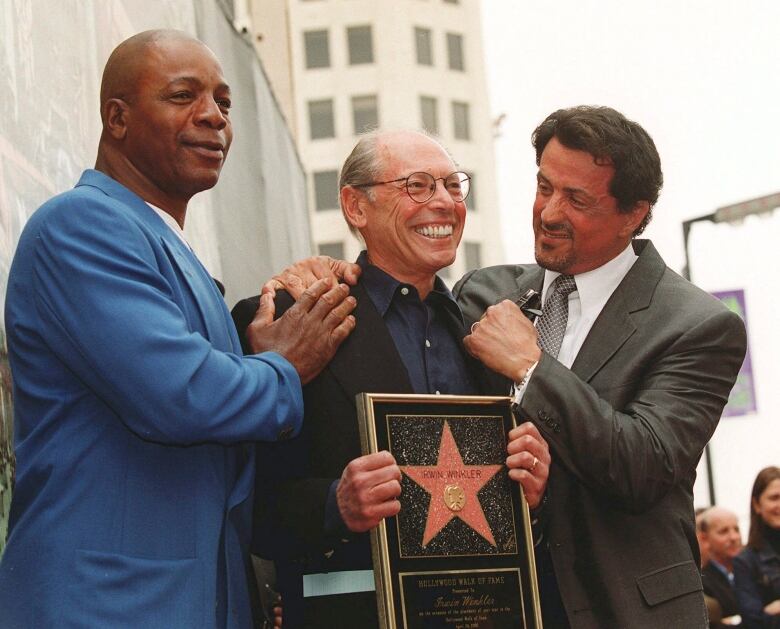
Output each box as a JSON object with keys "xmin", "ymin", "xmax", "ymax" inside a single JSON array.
[{"xmin": 0, "ymin": 170, "xmax": 303, "ymax": 628}]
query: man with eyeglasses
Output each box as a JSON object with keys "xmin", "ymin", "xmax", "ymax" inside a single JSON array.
[
  {"xmin": 232, "ymin": 129, "xmax": 550, "ymax": 628},
  {"xmin": 260, "ymin": 107, "xmax": 748, "ymax": 628}
]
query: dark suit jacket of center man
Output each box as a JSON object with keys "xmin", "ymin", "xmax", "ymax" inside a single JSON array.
[
  {"xmin": 232, "ymin": 280, "xmax": 489, "ymax": 628},
  {"xmin": 452, "ymin": 239, "xmax": 747, "ymax": 629}
]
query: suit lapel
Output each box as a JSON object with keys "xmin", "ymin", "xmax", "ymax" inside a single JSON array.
[
  {"xmin": 327, "ymin": 282, "xmax": 413, "ymax": 402},
  {"xmin": 77, "ymin": 170, "xmax": 235, "ymax": 352},
  {"xmin": 160, "ymin": 239, "xmax": 235, "ymax": 351},
  {"xmin": 570, "ymin": 240, "xmax": 664, "ymax": 382}
]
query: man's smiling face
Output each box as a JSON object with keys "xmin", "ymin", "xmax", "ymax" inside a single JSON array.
[
  {"xmin": 533, "ymin": 137, "xmax": 646, "ymax": 275},
  {"xmin": 358, "ymin": 132, "xmax": 466, "ymax": 284}
]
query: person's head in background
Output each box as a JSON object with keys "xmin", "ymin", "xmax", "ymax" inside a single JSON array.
[
  {"xmin": 696, "ymin": 506, "xmax": 711, "ymax": 567},
  {"xmin": 747, "ymin": 466, "xmax": 780, "ymax": 550},
  {"xmin": 698, "ymin": 506, "xmax": 742, "ymax": 571}
]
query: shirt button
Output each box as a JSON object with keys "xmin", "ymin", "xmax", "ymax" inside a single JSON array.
[
  {"xmin": 435, "ymin": 390, "xmax": 441, "ymax": 395},
  {"xmin": 400, "ymin": 287, "xmax": 409, "ymax": 296},
  {"xmin": 425, "ymin": 339, "xmax": 431, "ymax": 348}
]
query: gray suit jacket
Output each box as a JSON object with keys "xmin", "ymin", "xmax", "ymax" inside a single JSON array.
[{"xmin": 453, "ymin": 240, "xmax": 747, "ymax": 629}]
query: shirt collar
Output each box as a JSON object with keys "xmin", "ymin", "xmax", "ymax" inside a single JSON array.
[
  {"xmin": 147, "ymin": 202, "xmax": 190, "ymax": 249},
  {"xmin": 542, "ymin": 242, "xmax": 638, "ymax": 315},
  {"xmin": 356, "ymin": 251, "xmax": 462, "ymax": 321},
  {"xmin": 708, "ymin": 558, "xmax": 733, "ymax": 579}
]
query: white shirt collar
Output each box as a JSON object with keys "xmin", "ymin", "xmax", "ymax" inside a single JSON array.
[
  {"xmin": 147, "ymin": 203, "xmax": 190, "ymax": 249},
  {"xmin": 542, "ymin": 242, "xmax": 638, "ymax": 315}
]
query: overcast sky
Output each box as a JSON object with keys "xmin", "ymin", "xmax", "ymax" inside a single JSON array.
[{"xmin": 481, "ymin": 0, "xmax": 780, "ymax": 274}]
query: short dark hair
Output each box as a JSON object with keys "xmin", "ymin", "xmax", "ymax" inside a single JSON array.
[
  {"xmin": 532, "ymin": 106, "xmax": 663, "ymax": 236},
  {"xmin": 748, "ymin": 465, "xmax": 780, "ymax": 550}
]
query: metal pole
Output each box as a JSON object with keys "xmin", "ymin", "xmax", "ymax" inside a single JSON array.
[{"xmin": 681, "ymin": 215, "xmax": 717, "ymax": 506}]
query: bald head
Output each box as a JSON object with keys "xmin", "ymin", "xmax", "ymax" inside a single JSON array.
[
  {"xmin": 100, "ymin": 30, "xmax": 213, "ymax": 121},
  {"xmin": 699, "ymin": 506, "xmax": 742, "ymax": 567},
  {"xmin": 95, "ymin": 29, "xmax": 232, "ymax": 221}
]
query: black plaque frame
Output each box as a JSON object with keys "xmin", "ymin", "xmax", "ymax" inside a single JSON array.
[{"xmin": 357, "ymin": 393, "xmax": 542, "ymax": 629}]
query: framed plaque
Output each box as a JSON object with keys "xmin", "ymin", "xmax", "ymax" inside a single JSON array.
[{"xmin": 357, "ymin": 393, "xmax": 542, "ymax": 629}]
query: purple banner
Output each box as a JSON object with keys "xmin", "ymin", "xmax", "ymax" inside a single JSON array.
[{"xmin": 712, "ymin": 289, "xmax": 756, "ymax": 417}]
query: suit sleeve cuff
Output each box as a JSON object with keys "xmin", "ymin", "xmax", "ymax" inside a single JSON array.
[
  {"xmin": 323, "ymin": 479, "xmax": 351, "ymax": 539},
  {"xmin": 511, "ymin": 360, "xmax": 539, "ymax": 406}
]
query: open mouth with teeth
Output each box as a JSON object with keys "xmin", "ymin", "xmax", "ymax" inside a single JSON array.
[{"xmin": 415, "ymin": 224, "xmax": 454, "ymax": 238}]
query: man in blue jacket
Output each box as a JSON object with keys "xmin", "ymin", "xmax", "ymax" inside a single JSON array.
[{"xmin": 0, "ymin": 30, "xmax": 355, "ymax": 628}]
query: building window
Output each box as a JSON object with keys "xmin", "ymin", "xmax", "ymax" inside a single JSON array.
[
  {"xmin": 415, "ymin": 27, "xmax": 433, "ymax": 66},
  {"xmin": 465, "ymin": 172, "xmax": 476, "ymax": 211},
  {"xmin": 452, "ymin": 101, "xmax": 470, "ymax": 140},
  {"xmin": 420, "ymin": 96, "xmax": 438, "ymax": 134},
  {"xmin": 303, "ymin": 30, "xmax": 330, "ymax": 69},
  {"xmin": 308, "ymin": 99, "xmax": 335, "ymax": 139},
  {"xmin": 313, "ymin": 170, "xmax": 340, "ymax": 211},
  {"xmin": 347, "ymin": 25, "xmax": 374, "ymax": 64},
  {"xmin": 318, "ymin": 241, "xmax": 345, "ymax": 260},
  {"xmin": 443, "ymin": 0, "xmax": 460, "ymax": 4},
  {"xmin": 446, "ymin": 32, "xmax": 464, "ymax": 71},
  {"xmin": 352, "ymin": 95, "xmax": 378, "ymax": 134},
  {"xmin": 464, "ymin": 242, "xmax": 482, "ymax": 271}
]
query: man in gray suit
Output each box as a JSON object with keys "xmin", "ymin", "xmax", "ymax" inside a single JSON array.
[{"xmin": 458, "ymin": 106, "xmax": 747, "ymax": 628}]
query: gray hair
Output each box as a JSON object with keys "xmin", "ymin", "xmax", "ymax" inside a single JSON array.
[{"xmin": 338, "ymin": 130, "xmax": 384, "ymax": 238}]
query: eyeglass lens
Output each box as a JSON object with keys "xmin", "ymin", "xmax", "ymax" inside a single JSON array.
[{"xmin": 406, "ymin": 172, "xmax": 470, "ymax": 203}]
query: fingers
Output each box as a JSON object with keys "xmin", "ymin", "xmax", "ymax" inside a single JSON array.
[
  {"xmin": 507, "ymin": 423, "xmax": 550, "ymax": 468},
  {"xmin": 370, "ymin": 478, "xmax": 402, "ymax": 502},
  {"xmin": 310, "ymin": 256, "xmax": 339, "ymax": 286},
  {"xmin": 330, "ymin": 313, "xmax": 357, "ymax": 347},
  {"xmin": 293, "ymin": 277, "xmax": 336, "ymax": 312},
  {"xmin": 253, "ymin": 292, "xmax": 275, "ymax": 328},
  {"xmin": 245, "ymin": 293, "xmax": 278, "ymax": 354},
  {"xmin": 292, "ymin": 281, "xmax": 352, "ymax": 323},
  {"xmin": 463, "ymin": 301, "xmax": 541, "ymax": 380},
  {"xmin": 323, "ymin": 290, "xmax": 358, "ymax": 347},
  {"xmin": 507, "ymin": 422, "xmax": 550, "ymax": 510},
  {"xmin": 508, "ymin": 421, "xmax": 544, "ymax": 443},
  {"xmin": 275, "ymin": 257, "xmax": 333, "ymax": 300},
  {"xmin": 261, "ymin": 278, "xmax": 282, "ymax": 299},
  {"xmin": 508, "ymin": 470, "xmax": 547, "ymax": 509},
  {"xmin": 331, "ymin": 259, "xmax": 362, "ymax": 285},
  {"xmin": 298, "ymin": 282, "xmax": 356, "ymax": 345},
  {"xmin": 323, "ymin": 289, "xmax": 358, "ymax": 324},
  {"xmin": 350, "ymin": 451, "xmax": 399, "ymax": 473},
  {"xmin": 369, "ymin": 498, "xmax": 402, "ymax": 522},
  {"xmin": 338, "ymin": 452, "xmax": 402, "ymax": 532},
  {"xmin": 278, "ymin": 281, "xmax": 357, "ymax": 384},
  {"xmin": 507, "ymin": 451, "xmax": 546, "ymax": 476}
]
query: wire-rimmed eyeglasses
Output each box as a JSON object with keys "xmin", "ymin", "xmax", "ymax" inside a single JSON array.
[{"xmin": 354, "ymin": 171, "xmax": 471, "ymax": 203}]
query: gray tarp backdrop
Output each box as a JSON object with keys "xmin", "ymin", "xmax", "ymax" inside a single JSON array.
[{"xmin": 0, "ymin": 0, "xmax": 312, "ymax": 555}]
